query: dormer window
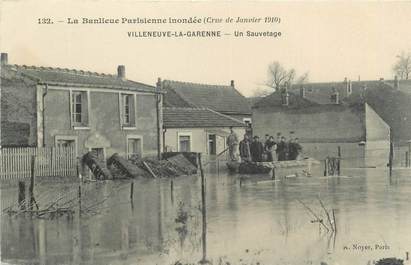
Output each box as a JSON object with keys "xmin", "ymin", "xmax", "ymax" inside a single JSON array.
[
  {"xmin": 281, "ymin": 92, "xmax": 289, "ymax": 106},
  {"xmin": 330, "ymin": 92, "xmax": 340, "ymax": 104}
]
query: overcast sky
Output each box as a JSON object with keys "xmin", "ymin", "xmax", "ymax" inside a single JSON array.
[{"xmin": 1, "ymin": 1, "xmax": 410, "ymax": 96}]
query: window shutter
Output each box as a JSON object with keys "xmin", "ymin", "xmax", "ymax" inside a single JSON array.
[{"xmin": 69, "ymin": 90, "xmax": 73, "ymax": 128}]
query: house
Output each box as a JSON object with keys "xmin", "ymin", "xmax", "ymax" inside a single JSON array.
[
  {"xmin": 162, "ymin": 80, "xmax": 252, "ymax": 127},
  {"xmin": 163, "ymin": 107, "xmax": 245, "ymax": 158},
  {"xmin": 0, "ymin": 53, "xmax": 162, "ymax": 161},
  {"xmin": 252, "ymin": 79, "xmax": 392, "ymax": 167}
]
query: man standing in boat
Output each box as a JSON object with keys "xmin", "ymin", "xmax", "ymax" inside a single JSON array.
[
  {"xmin": 250, "ymin": 135, "xmax": 264, "ymax": 162},
  {"xmin": 275, "ymin": 132, "xmax": 282, "ymax": 161},
  {"xmin": 227, "ymin": 127, "xmax": 239, "ymax": 161},
  {"xmin": 239, "ymin": 134, "xmax": 251, "ymax": 162},
  {"xmin": 277, "ymin": 136, "xmax": 287, "ymax": 161}
]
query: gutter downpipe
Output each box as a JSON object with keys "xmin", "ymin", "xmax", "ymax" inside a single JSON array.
[
  {"xmin": 156, "ymin": 78, "xmax": 162, "ymax": 160},
  {"xmin": 42, "ymin": 84, "xmax": 48, "ymax": 147}
]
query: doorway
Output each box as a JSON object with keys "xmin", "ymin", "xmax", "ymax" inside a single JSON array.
[
  {"xmin": 208, "ymin": 134, "xmax": 216, "ymax": 155},
  {"xmin": 91, "ymin": 148, "xmax": 105, "ymax": 163}
]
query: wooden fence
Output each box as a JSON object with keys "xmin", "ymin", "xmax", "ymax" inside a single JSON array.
[{"xmin": 0, "ymin": 146, "xmax": 77, "ymax": 180}]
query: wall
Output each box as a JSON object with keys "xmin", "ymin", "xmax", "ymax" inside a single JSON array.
[
  {"xmin": 252, "ymin": 104, "xmax": 391, "ymax": 168},
  {"xmin": 0, "ymin": 69, "xmax": 38, "ymax": 146},
  {"xmin": 252, "ymin": 105, "xmax": 365, "ymax": 143},
  {"xmin": 44, "ymin": 86, "xmax": 159, "ymax": 159},
  {"xmin": 365, "ymin": 103, "xmax": 390, "ymax": 167}
]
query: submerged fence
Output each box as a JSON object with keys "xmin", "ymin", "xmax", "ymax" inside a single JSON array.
[{"xmin": 0, "ymin": 146, "xmax": 77, "ymax": 179}]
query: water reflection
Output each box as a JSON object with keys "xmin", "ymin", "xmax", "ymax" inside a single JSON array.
[{"xmin": 1, "ymin": 167, "xmax": 411, "ymax": 264}]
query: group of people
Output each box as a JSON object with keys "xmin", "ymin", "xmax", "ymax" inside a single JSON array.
[{"xmin": 227, "ymin": 127, "xmax": 303, "ymax": 163}]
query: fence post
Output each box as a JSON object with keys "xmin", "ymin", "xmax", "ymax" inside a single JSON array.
[
  {"xmin": 18, "ymin": 181, "xmax": 26, "ymax": 210},
  {"xmin": 406, "ymin": 152, "xmax": 409, "ymax": 168},
  {"xmin": 29, "ymin": 155, "xmax": 36, "ymax": 210},
  {"xmin": 337, "ymin": 146, "xmax": 341, "ymax": 176},
  {"xmin": 324, "ymin": 158, "xmax": 329, "ymax": 177},
  {"xmin": 198, "ymin": 153, "xmax": 208, "ymax": 264}
]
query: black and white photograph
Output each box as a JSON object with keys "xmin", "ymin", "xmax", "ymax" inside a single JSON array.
[{"xmin": 1, "ymin": 1, "xmax": 411, "ymax": 264}]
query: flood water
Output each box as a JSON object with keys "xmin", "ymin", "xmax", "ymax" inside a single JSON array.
[{"xmin": 1, "ymin": 164, "xmax": 411, "ymax": 265}]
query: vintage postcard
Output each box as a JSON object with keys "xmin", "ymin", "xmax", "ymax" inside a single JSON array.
[{"xmin": 1, "ymin": 1, "xmax": 411, "ymax": 265}]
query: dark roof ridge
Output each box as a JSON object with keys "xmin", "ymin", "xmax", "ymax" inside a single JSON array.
[{"xmin": 10, "ymin": 64, "xmax": 116, "ymax": 78}]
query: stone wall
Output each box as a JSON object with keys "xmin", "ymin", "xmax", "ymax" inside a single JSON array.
[{"xmin": 0, "ymin": 69, "xmax": 37, "ymax": 146}]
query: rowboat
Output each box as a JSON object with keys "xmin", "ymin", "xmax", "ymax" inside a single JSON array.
[{"xmin": 226, "ymin": 158, "xmax": 320, "ymax": 177}]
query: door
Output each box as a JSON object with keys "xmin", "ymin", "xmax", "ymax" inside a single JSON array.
[
  {"xmin": 208, "ymin": 134, "xmax": 216, "ymax": 155},
  {"xmin": 91, "ymin": 148, "xmax": 105, "ymax": 163}
]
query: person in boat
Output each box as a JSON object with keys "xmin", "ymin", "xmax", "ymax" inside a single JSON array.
[
  {"xmin": 239, "ymin": 134, "xmax": 251, "ymax": 162},
  {"xmin": 277, "ymin": 136, "xmax": 288, "ymax": 161},
  {"xmin": 264, "ymin": 136, "xmax": 276, "ymax": 162},
  {"xmin": 263, "ymin": 134, "xmax": 270, "ymax": 161},
  {"xmin": 250, "ymin": 135, "xmax": 264, "ymax": 162},
  {"xmin": 294, "ymin": 138, "xmax": 303, "ymax": 160},
  {"xmin": 227, "ymin": 127, "xmax": 239, "ymax": 161},
  {"xmin": 288, "ymin": 138, "xmax": 297, "ymax": 160},
  {"xmin": 275, "ymin": 132, "xmax": 282, "ymax": 161}
]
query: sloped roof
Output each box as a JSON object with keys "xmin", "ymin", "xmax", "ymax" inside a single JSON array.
[
  {"xmin": 347, "ymin": 81, "xmax": 411, "ymax": 142},
  {"xmin": 253, "ymin": 79, "xmax": 411, "ymax": 142},
  {"xmin": 252, "ymin": 90, "xmax": 320, "ymax": 109},
  {"xmin": 163, "ymin": 107, "xmax": 245, "ymax": 128},
  {"xmin": 163, "ymin": 80, "xmax": 252, "ymax": 115},
  {"xmin": 2, "ymin": 64, "xmax": 157, "ymax": 93}
]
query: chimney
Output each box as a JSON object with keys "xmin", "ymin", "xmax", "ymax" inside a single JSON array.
[
  {"xmin": 117, "ymin": 65, "xmax": 125, "ymax": 79},
  {"xmin": 156, "ymin": 77, "xmax": 162, "ymax": 90},
  {"xmin": 230, "ymin": 80, "xmax": 235, "ymax": 87},
  {"xmin": 348, "ymin": 80, "xmax": 352, "ymax": 95},
  {"xmin": 344, "ymin": 77, "xmax": 348, "ymax": 84},
  {"xmin": 1, "ymin": 53, "xmax": 8, "ymax": 65},
  {"xmin": 299, "ymin": 86, "xmax": 306, "ymax": 98},
  {"xmin": 282, "ymin": 82, "xmax": 289, "ymax": 106},
  {"xmin": 394, "ymin": 75, "xmax": 399, "ymax": 90}
]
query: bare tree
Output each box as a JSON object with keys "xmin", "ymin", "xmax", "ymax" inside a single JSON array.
[
  {"xmin": 251, "ymin": 88, "xmax": 272, "ymax": 97},
  {"xmin": 393, "ymin": 51, "xmax": 411, "ymax": 80},
  {"xmin": 266, "ymin": 61, "xmax": 309, "ymax": 91}
]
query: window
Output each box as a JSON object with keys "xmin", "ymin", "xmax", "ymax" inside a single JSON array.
[
  {"xmin": 55, "ymin": 135, "xmax": 78, "ymax": 156},
  {"xmin": 127, "ymin": 137, "xmax": 142, "ymax": 159},
  {"xmin": 330, "ymin": 93, "xmax": 339, "ymax": 104},
  {"xmin": 178, "ymin": 134, "xmax": 191, "ymax": 152},
  {"xmin": 243, "ymin": 118, "xmax": 252, "ymax": 128},
  {"xmin": 56, "ymin": 139, "xmax": 76, "ymax": 148},
  {"xmin": 71, "ymin": 91, "xmax": 89, "ymax": 127},
  {"xmin": 120, "ymin": 94, "xmax": 135, "ymax": 128},
  {"xmin": 123, "ymin": 94, "xmax": 131, "ymax": 125}
]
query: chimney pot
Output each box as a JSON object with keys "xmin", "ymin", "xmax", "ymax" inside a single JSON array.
[
  {"xmin": 300, "ymin": 86, "xmax": 306, "ymax": 98},
  {"xmin": 1, "ymin": 53, "xmax": 8, "ymax": 65},
  {"xmin": 156, "ymin": 77, "xmax": 162, "ymax": 89},
  {"xmin": 230, "ymin": 80, "xmax": 235, "ymax": 87},
  {"xmin": 117, "ymin": 65, "xmax": 125, "ymax": 79},
  {"xmin": 394, "ymin": 75, "xmax": 399, "ymax": 89},
  {"xmin": 347, "ymin": 80, "xmax": 352, "ymax": 95}
]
